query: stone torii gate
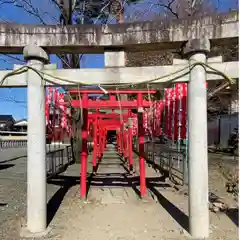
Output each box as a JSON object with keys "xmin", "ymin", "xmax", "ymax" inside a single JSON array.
[{"xmin": 0, "ymin": 12, "xmax": 238, "ymax": 240}]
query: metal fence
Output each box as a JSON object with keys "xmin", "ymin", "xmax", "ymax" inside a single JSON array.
[
  {"xmin": 46, "ymin": 144, "xmax": 74, "ymax": 178},
  {"xmin": 133, "ymin": 137, "xmax": 188, "ymax": 186},
  {"xmin": 145, "ymin": 141, "xmax": 187, "ymax": 185},
  {"xmin": 0, "ymin": 140, "xmax": 74, "ymax": 178},
  {"xmin": 0, "ymin": 139, "xmax": 27, "ymax": 149}
]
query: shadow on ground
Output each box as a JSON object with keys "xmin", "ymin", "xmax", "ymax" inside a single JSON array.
[
  {"xmin": 147, "ymin": 183, "xmax": 189, "ymax": 232},
  {"xmin": 47, "ymin": 176, "xmax": 78, "ymax": 225},
  {"xmin": 46, "ymin": 165, "xmax": 189, "ymax": 235},
  {"xmin": 209, "ymin": 192, "xmax": 239, "ymax": 227},
  {"xmin": 225, "ymin": 208, "xmax": 239, "ymax": 227},
  {"xmin": 46, "ymin": 143, "xmax": 189, "ymax": 232},
  {"xmin": 0, "ymin": 203, "xmax": 8, "ymax": 207},
  {"xmin": 0, "ymin": 163, "xmax": 15, "ymax": 170},
  {"xmin": 0, "ymin": 155, "xmax": 26, "ymax": 164}
]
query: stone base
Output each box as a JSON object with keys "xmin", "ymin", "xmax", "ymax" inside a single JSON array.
[
  {"xmin": 140, "ymin": 193, "xmax": 155, "ymax": 203},
  {"xmin": 186, "ymin": 237, "xmax": 209, "ymax": 240},
  {"xmin": 20, "ymin": 226, "xmax": 51, "ymax": 239},
  {"xmin": 180, "ymin": 228, "xmax": 209, "ymax": 240}
]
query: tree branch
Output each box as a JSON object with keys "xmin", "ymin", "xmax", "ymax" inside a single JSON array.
[
  {"xmin": 154, "ymin": 0, "xmax": 179, "ymax": 19},
  {"xmin": 2, "ymin": 54, "xmax": 25, "ymax": 63}
]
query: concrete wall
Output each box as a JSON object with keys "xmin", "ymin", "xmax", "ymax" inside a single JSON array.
[
  {"xmin": 208, "ymin": 113, "xmax": 238, "ymax": 148},
  {"xmin": 208, "ymin": 118, "xmax": 220, "ymax": 146},
  {"xmin": 219, "ymin": 113, "xmax": 238, "ymax": 148},
  {"xmin": 0, "ymin": 135, "xmax": 27, "ymax": 140}
]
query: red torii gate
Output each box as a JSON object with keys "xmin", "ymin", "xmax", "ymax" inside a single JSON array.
[{"xmin": 69, "ymin": 89, "xmax": 156, "ymax": 198}]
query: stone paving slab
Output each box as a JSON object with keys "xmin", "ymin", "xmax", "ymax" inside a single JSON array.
[
  {"xmin": 92, "ymin": 188, "xmax": 127, "ymax": 204},
  {"xmin": 42, "ymin": 144, "xmax": 187, "ymax": 239}
]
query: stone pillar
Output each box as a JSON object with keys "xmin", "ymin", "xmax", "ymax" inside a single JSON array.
[
  {"xmin": 104, "ymin": 49, "xmax": 125, "ymax": 68},
  {"xmin": 23, "ymin": 45, "xmax": 49, "ymax": 234},
  {"xmin": 104, "ymin": 49, "xmax": 128, "ymax": 101},
  {"xmin": 183, "ymin": 39, "xmax": 210, "ymax": 239}
]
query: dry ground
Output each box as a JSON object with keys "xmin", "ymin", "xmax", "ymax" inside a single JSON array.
[{"xmin": 0, "ymin": 146, "xmax": 238, "ymax": 240}]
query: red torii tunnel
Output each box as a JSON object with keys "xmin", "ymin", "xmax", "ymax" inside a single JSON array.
[{"xmin": 69, "ymin": 89, "xmax": 156, "ymax": 198}]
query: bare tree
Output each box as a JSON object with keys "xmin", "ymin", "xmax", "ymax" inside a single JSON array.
[
  {"xmin": 124, "ymin": 0, "xmax": 238, "ymax": 116},
  {"xmin": 0, "ymin": 0, "xmax": 238, "ymax": 113}
]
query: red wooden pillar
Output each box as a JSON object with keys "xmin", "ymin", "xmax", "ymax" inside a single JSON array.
[
  {"xmin": 102, "ymin": 129, "xmax": 105, "ymax": 152},
  {"xmin": 80, "ymin": 93, "xmax": 88, "ymax": 198},
  {"xmin": 126, "ymin": 127, "xmax": 129, "ymax": 159},
  {"xmin": 51, "ymin": 89, "xmax": 57, "ymax": 142},
  {"xmin": 92, "ymin": 118, "xmax": 98, "ymax": 173},
  {"xmin": 104, "ymin": 128, "xmax": 107, "ymax": 150},
  {"xmin": 116, "ymin": 130, "xmax": 120, "ymax": 152},
  {"xmin": 99, "ymin": 126, "xmax": 103, "ymax": 158},
  {"xmin": 137, "ymin": 93, "xmax": 147, "ymax": 197},
  {"xmin": 101, "ymin": 130, "xmax": 104, "ymax": 152},
  {"xmin": 98, "ymin": 127, "xmax": 101, "ymax": 157},
  {"xmin": 128, "ymin": 112, "xmax": 133, "ymax": 173},
  {"xmin": 45, "ymin": 88, "xmax": 49, "ymax": 128},
  {"xmin": 119, "ymin": 127, "xmax": 123, "ymax": 154},
  {"xmin": 102, "ymin": 128, "xmax": 105, "ymax": 152},
  {"xmin": 45, "ymin": 88, "xmax": 50, "ymax": 142},
  {"xmin": 96, "ymin": 111, "xmax": 100, "ymax": 159},
  {"xmin": 123, "ymin": 125, "xmax": 128, "ymax": 160},
  {"xmin": 59, "ymin": 108, "xmax": 64, "ymax": 143}
]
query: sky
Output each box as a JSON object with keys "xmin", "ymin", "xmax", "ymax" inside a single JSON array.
[
  {"xmin": 0, "ymin": 0, "xmax": 237, "ymax": 120},
  {"xmin": 0, "ymin": 1, "xmax": 106, "ymax": 120}
]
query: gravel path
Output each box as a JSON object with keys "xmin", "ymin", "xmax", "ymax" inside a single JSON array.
[
  {"xmin": 0, "ymin": 146, "xmax": 71, "ymax": 240},
  {"xmin": 42, "ymin": 145, "xmax": 238, "ymax": 240},
  {"xmin": 0, "ymin": 146, "xmax": 238, "ymax": 240}
]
